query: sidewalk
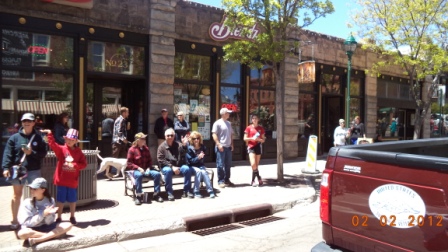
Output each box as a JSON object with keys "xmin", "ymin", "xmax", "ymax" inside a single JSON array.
[{"xmin": 0, "ymin": 157, "xmax": 326, "ymax": 252}]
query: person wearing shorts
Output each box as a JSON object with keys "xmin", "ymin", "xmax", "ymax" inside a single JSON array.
[
  {"xmin": 243, "ymin": 114, "xmax": 266, "ymax": 187},
  {"xmin": 2, "ymin": 113, "xmax": 48, "ymax": 230},
  {"xmin": 41, "ymin": 128, "xmax": 87, "ymax": 225}
]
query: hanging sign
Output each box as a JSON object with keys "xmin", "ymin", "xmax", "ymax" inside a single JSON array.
[{"xmin": 298, "ymin": 61, "xmax": 316, "ymax": 84}]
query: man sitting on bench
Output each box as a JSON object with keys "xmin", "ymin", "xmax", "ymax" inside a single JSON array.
[{"xmin": 157, "ymin": 128, "xmax": 195, "ymax": 201}]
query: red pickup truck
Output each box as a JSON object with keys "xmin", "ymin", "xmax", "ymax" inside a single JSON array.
[{"xmin": 312, "ymin": 139, "xmax": 448, "ymax": 252}]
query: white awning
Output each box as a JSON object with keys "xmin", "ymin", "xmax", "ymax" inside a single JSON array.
[
  {"xmin": 2, "ymin": 99, "xmax": 14, "ymax": 111},
  {"xmin": 16, "ymin": 100, "xmax": 70, "ymax": 115}
]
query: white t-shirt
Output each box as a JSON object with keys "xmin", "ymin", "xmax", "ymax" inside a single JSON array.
[
  {"xmin": 212, "ymin": 118, "xmax": 233, "ymax": 147},
  {"xmin": 334, "ymin": 126, "xmax": 349, "ymax": 146}
]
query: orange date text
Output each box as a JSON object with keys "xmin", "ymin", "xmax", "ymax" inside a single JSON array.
[{"xmin": 351, "ymin": 215, "xmax": 443, "ymax": 227}]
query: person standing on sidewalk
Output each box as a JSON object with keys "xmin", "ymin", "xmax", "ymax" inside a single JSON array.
[
  {"xmin": 154, "ymin": 108, "xmax": 174, "ymax": 146},
  {"xmin": 243, "ymin": 114, "xmax": 265, "ymax": 187},
  {"xmin": 157, "ymin": 128, "xmax": 193, "ymax": 201},
  {"xmin": 174, "ymin": 111, "xmax": 190, "ymax": 142},
  {"xmin": 127, "ymin": 132, "xmax": 163, "ymax": 205},
  {"xmin": 212, "ymin": 108, "xmax": 234, "ymax": 188},
  {"xmin": 112, "ymin": 107, "xmax": 129, "ymax": 158},
  {"xmin": 17, "ymin": 177, "xmax": 72, "ymax": 246},
  {"xmin": 2, "ymin": 113, "xmax": 48, "ymax": 230},
  {"xmin": 41, "ymin": 128, "xmax": 87, "ymax": 225},
  {"xmin": 186, "ymin": 131, "xmax": 215, "ymax": 198},
  {"xmin": 349, "ymin": 116, "xmax": 366, "ymax": 145},
  {"xmin": 333, "ymin": 119, "xmax": 350, "ymax": 147}
]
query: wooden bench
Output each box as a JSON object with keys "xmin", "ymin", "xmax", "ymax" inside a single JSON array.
[{"xmin": 124, "ymin": 167, "xmax": 214, "ymax": 199}]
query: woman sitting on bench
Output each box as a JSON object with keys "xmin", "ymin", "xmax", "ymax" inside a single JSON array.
[{"xmin": 186, "ymin": 131, "xmax": 215, "ymax": 199}]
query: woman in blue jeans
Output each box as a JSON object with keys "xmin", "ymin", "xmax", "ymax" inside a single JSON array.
[{"xmin": 186, "ymin": 131, "xmax": 215, "ymax": 198}]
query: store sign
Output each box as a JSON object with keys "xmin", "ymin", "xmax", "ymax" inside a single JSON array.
[
  {"xmin": 28, "ymin": 46, "xmax": 49, "ymax": 55},
  {"xmin": 2, "ymin": 29, "xmax": 33, "ymax": 79},
  {"xmin": 222, "ymin": 103, "xmax": 239, "ymax": 112},
  {"xmin": 298, "ymin": 61, "xmax": 316, "ymax": 83},
  {"xmin": 41, "ymin": 0, "xmax": 93, "ymax": 9},
  {"xmin": 209, "ymin": 15, "xmax": 260, "ymax": 41}
]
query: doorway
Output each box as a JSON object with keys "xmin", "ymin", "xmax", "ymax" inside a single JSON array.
[
  {"xmin": 321, "ymin": 96, "xmax": 343, "ymax": 152},
  {"xmin": 85, "ymin": 79, "xmax": 145, "ymax": 157},
  {"xmin": 397, "ymin": 109, "xmax": 415, "ymax": 140}
]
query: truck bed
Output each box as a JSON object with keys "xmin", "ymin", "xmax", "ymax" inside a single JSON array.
[{"xmin": 320, "ymin": 138, "xmax": 448, "ymax": 252}]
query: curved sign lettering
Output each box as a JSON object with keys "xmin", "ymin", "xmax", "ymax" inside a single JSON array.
[{"xmin": 209, "ymin": 16, "xmax": 260, "ymax": 42}]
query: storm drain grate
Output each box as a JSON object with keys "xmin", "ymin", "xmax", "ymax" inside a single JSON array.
[
  {"xmin": 239, "ymin": 215, "xmax": 284, "ymax": 226},
  {"xmin": 192, "ymin": 224, "xmax": 244, "ymax": 236}
]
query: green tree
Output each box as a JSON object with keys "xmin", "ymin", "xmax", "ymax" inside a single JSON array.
[
  {"xmin": 353, "ymin": 0, "xmax": 448, "ymax": 139},
  {"xmin": 222, "ymin": 0, "xmax": 334, "ymax": 180}
]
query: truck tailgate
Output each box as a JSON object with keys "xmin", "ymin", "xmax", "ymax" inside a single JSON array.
[{"xmin": 330, "ymin": 156, "xmax": 448, "ymax": 251}]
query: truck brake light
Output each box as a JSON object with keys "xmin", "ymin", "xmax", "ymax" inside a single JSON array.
[{"xmin": 320, "ymin": 170, "xmax": 333, "ymax": 224}]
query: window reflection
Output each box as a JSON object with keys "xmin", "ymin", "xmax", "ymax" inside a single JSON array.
[
  {"xmin": 220, "ymin": 86, "xmax": 242, "ymax": 139},
  {"xmin": 250, "ymin": 66, "xmax": 276, "ymax": 137},
  {"xmin": 298, "ymin": 94, "xmax": 314, "ymax": 138},
  {"xmin": 221, "ymin": 61, "xmax": 241, "ymax": 84},
  {"xmin": 174, "ymin": 53, "xmax": 210, "ymax": 81},
  {"xmin": 321, "ymin": 74, "xmax": 340, "ymax": 94}
]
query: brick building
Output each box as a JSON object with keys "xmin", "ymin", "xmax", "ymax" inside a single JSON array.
[{"xmin": 0, "ymin": 0, "xmax": 429, "ymax": 162}]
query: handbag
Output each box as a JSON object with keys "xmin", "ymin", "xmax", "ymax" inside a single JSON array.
[{"xmin": 7, "ymin": 134, "xmax": 35, "ymax": 181}]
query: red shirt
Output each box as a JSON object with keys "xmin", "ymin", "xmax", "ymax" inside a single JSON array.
[
  {"xmin": 47, "ymin": 133, "xmax": 87, "ymax": 188},
  {"xmin": 244, "ymin": 125, "xmax": 265, "ymax": 148},
  {"xmin": 127, "ymin": 145, "xmax": 152, "ymax": 170}
]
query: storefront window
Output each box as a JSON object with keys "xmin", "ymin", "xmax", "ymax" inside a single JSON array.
[
  {"xmin": 1, "ymin": 71, "xmax": 73, "ymax": 146},
  {"xmin": 298, "ymin": 93, "xmax": 315, "ymax": 138},
  {"xmin": 2, "ymin": 29, "xmax": 74, "ymax": 70},
  {"xmin": 221, "ymin": 61, "xmax": 241, "ymax": 84},
  {"xmin": 173, "ymin": 83, "xmax": 212, "ymax": 140},
  {"xmin": 220, "ymin": 86, "xmax": 242, "ymax": 139},
  {"xmin": 87, "ymin": 41, "xmax": 145, "ymax": 76},
  {"xmin": 174, "ymin": 53, "xmax": 210, "ymax": 81},
  {"xmin": 250, "ymin": 66, "xmax": 276, "ymax": 137},
  {"xmin": 321, "ymin": 74, "xmax": 341, "ymax": 94}
]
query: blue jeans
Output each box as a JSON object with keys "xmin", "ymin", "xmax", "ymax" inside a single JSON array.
[
  {"xmin": 134, "ymin": 170, "xmax": 161, "ymax": 194},
  {"xmin": 161, "ymin": 165, "xmax": 192, "ymax": 195},
  {"xmin": 215, "ymin": 146, "xmax": 232, "ymax": 184},
  {"xmin": 192, "ymin": 166, "xmax": 213, "ymax": 193}
]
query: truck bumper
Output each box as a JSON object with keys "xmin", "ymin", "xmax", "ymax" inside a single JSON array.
[{"xmin": 311, "ymin": 242, "xmax": 344, "ymax": 252}]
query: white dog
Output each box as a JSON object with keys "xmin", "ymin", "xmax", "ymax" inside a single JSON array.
[{"xmin": 96, "ymin": 152, "xmax": 128, "ymax": 180}]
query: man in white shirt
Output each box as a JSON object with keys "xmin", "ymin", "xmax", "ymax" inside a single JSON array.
[
  {"xmin": 212, "ymin": 108, "xmax": 234, "ymax": 188},
  {"xmin": 334, "ymin": 119, "xmax": 350, "ymax": 146}
]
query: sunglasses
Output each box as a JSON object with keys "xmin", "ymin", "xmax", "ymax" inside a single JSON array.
[
  {"xmin": 166, "ymin": 134, "xmax": 174, "ymax": 137},
  {"xmin": 22, "ymin": 120, "xmax": 34, "ymax": 123},
  {"xmin": 191, "ymin": 137, "xmax": 200, "ymax": 140}
]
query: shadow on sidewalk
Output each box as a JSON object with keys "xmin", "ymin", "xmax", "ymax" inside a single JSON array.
[{"xmin": 62, "ymin": 199, "xmax": 119, "ymax": 214}]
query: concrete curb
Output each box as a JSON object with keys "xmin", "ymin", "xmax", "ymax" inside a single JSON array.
[{"xmin": 0, "ymin": 180, "xmax": 319, "ymax": 252}]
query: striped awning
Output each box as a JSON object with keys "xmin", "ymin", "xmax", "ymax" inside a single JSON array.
[
  {"xmin": 102, "ymin": 104, "xmax": 121, "ymax": 115},
  {"xmin": 2, "ymin": 99, "xmax": 14, "ymax": 110},
  {"xmin": 16, "ymin": 100, "xmax": 70, "ymax": 115}
]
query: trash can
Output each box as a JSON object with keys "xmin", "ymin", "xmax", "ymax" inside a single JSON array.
[{"xmin": 24, "ymin": 150, "xmax": 98, "ymax": 207}]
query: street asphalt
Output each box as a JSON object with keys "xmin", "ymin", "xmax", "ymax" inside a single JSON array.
[{"xmin": 0, "ymin": 157, "xmax": 326, "ymax": 252}]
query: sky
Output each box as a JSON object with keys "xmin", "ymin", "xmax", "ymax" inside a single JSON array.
[{"xmin": 189, "ymin": 0, "xmax": 358, "ymax": 40}]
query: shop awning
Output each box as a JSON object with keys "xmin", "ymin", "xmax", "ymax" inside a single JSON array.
[
  {"xmin": 16, "ymin": 100, "xmax": 70, "ymax": 115},
  {"xmin": 2, "ymin": 99, "xmax": 14, "ymax": 110}
]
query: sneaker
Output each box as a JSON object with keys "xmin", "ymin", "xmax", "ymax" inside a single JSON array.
[
  {"xmin": 182, "ymin": 191, "xmax": 188, "ymax": 198},
  {"xmin": 225, "ymin": 180, "xmax": 235, "ymax": 187},
  {"xmin": 218, "ymin": 183, "xmax": 226, "ymax": 188},
  {"xmin": 10, "ymin": 223, "xmax": 19, "ymax": 230},
  {"xmin": 28, "ymin": 238, "xmax": 36, "ymax": 246},
  {"xmin": 251, "ymin": 180, "xmax": 258, "ymax": 187},
  {"xmin": 195, "ymin": 192, "xmax": 203, "ymax": 198},
  {"xmin": 209, "ymin": 192, "xmax": 216, "ymax": 199},
  {"xmin": 69, "ymin": 217, "xmax": 77, "ymax": 225},
  {"xmin": 55, "ymin": 218, "xmax": 62, "ymax": 223},
  {"xmin": 188, "ymin": 192, "xmax": 194, "ymax": 198},
  {"xmin": 168, "ymin": 194, "xmax": 175, "ymax": 201},
  {"xmin": 134, "ymin": 196, "xmax": 142, "ymax": 205},
  {"xmin": 153, "ymin": 194, "xmax": 164, "ymax": 203},
  {"xmin": 258, "ymin": 177, "xmax": 263, "ymax": 186}
]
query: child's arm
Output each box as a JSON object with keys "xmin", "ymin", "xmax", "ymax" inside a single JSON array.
[
  {"xmin": 18, "ymin": 199, "xmax": 45, "ymax": 228},
  {"xmin": 41, "ymin": 130, "xmax": 64, "ymax": 157}
]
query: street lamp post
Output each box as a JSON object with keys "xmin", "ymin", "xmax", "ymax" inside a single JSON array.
[{"xmin": 344, "ymin": 33, "xmax": 357, "ymax": 131}]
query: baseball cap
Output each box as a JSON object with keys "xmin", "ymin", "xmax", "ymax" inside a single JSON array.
[
  {"xmin": 176, "ymin": 111, "xmax": 184, "ymax": 116},
  {"xmin": 64, "ymin": 129, "xmax": 79, "ymax": 140},
  {"xmin": 220, "ymin": 108, "xmax": 233, "ymax": 115},
  {"xmin": 161, "ymin": 108, "xmax": 168, "ymax": 112},
  {"xmin": 28, "ymin": 177, "xmax": 48, "ymax": 189},
  {"xmin": 135, "ymin": 132, "xmax": 147, "ymax": 140},
  {"xmin": 339, "ymin": 119, "xmax": 345, "ymax": 123},
  {"xmin": 21, "ymin": 113, "xmax": 35, "ymax": 121}
]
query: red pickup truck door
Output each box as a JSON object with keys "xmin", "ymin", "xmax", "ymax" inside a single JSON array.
[{"xmin": 330, "ymin": 156, "xmax": 448, "ymax": 251}]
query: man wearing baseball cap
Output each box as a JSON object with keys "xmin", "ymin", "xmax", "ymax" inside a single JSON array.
[
  {"xmin": 212, "ymin": 107, "xmax": 234, "ymax": 188},
  {"xmin": 2, "ymin": 113, "xmax": 48, "ymax": 230},
  {"xmin": 333, "ymin": 119, "xmax": 350, "ymax": 147}
]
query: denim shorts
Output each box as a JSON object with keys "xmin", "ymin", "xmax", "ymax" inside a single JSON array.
[
  {"xmin": 56, "ymin": 186, "xmax": 77, "ymax": 203},
  {"xmin": 31, "ymin": 222, "xmax": 57, "ymax": 232},
  {"xmin": 8, "ymin": 169, "xmax": 41, "ymax": 186}
]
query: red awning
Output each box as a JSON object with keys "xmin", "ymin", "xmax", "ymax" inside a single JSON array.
[{"xmin": 16, "ymin": 100, "xmax": 70, "ymax": 115}]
